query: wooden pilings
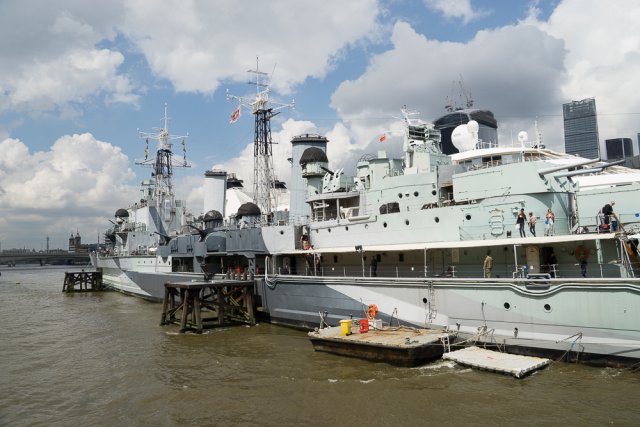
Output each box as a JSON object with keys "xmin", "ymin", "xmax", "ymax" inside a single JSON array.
[
  {"xmin": 62, "ymin": 269, "xmax": 104, "ymax": 292},
  {"xmin": 160, "ymin": 278, "xmax": 256, "ymax": 333}
]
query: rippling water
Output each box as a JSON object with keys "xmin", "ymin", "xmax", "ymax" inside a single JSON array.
[{"xmin": 1, "ymin": 266, "xmax": 639, "ymax": 426}]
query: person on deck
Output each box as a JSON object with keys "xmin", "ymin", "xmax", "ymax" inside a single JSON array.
[
  {"xmin": 516, "ymin": 208, "xmax": 527, "ymax": 238},
  {"xmin": 601, "ymin": 201, "xmax": 617, "ymax": 231},
  {"xmin": 528, "ymin": 212, "xmax": 537, "ymax": 237},
  {"xmin": 545, "ymin": 208, "xmax": 555, "ymax": 236},
  {"xmin": 483, "ymin": 252, "xmax": 493, "ymax": 278}
]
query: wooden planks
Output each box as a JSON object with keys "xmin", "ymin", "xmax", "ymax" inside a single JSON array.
[
  {"xmin": 62, "ymin": 269, "xmax": 104, "ymax": 292},
  {"xmin": 160, "ymin": 279, "xmax": 256, "ymax": 333}
]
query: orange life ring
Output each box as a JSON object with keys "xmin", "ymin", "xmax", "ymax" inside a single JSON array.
[
  {"xmin": 575, "ymin": 245, "xmax": 590, "ymax": 261},
  {"xmin": 367, "ymin": 304, "xmax": 378, "ymax": 320}
]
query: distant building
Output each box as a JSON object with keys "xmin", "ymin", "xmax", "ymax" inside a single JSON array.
[
  {"xmin": 68, "ymin": 231, "xmax": 95, "ymax": 253},
  {"xmin": 563, "ymin": 98, "xmax": 599, "ymax": 159},
  {"xmin": 605, "ymin": 138, "xmax": 633, "ymax": 160}
]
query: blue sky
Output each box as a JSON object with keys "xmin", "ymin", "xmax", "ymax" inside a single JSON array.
[{"xmin": 1, "ymin": 0, "xmax": 639, "ymax": 249}]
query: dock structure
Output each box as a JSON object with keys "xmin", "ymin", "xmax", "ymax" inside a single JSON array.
[
  {"xmin": 443, "ymin": 346, "xmax": 550, "ymax": 378},
  {"xmin": 309, "ymin": 324, "xmax": 455, "ymax": 367},
  {"xmin": 160, "ymin": 279, "xmax": 256, "ymax": 333},
  {"xmin": 62, "ymin": 269, "xmax": 104, "ymax": 292}
]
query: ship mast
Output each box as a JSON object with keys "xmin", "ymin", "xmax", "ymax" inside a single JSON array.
[
  {"xmin": 136, "ymin": 103, "xmax": 190, "ymax": 221},
  {"xmin": 227, "ymin": 58, "xmax": 294, "ymax": 223}
]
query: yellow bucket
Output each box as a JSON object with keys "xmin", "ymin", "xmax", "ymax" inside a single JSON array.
[{"xmin": 339, "ymin": 319, "xmax": 352, "ymax": 336}]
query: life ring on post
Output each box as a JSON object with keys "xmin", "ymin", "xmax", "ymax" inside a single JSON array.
[{"xmin": 367, "ymin": 304, "xmax": 378, "ymax": 320}]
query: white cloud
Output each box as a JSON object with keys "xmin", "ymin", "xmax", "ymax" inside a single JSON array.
[
  {"xmin": 0, "ymin": 1, "xmax": 136, "ymax": 114},
  {"xmin": 423, "ymin": 0, "xmax": 487, "ymax": 24},
  {"xmin": 0, "ymin": 134, "xmax": 137, "ymax": 248},
  {"xmin": 540, "ymin": 0, "xmax": 640, "ymax": 154},
  {"xmin": 120, "ymin": 0, "xmax": 380, "ymax": 94},
  {"xmin": 331, "ymin": 20, "xmax": 567, "ymax": 149}
]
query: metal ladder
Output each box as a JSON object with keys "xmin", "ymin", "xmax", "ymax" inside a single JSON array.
[{"xmin": 427, "ymin": 280, "xmax": 437, "ymax": 322}]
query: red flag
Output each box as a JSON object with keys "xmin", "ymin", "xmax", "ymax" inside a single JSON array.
[
  {"xmin": 378, "ymin": 133, "xmax": 387, "ymax": 143},
  {"xmin": 229, "ymin": 107, "xmax": 241, "ymax": 124}
]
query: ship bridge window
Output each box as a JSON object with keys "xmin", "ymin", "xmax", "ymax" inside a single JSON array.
[{"xmin": 379, "ymin": 202, "xmax": 400, "ymax": 215}]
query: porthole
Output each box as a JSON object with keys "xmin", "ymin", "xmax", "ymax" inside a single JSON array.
[
  {"xmin": 422, "ymin": 297, "xmax": 428, "ymax": 304},
  {"xmin": 414, "ymin": 191, "xmax": 419, "ymax": 197},
  {"xmin": 435, "ymin": 217, "xmax": 440, "ymax": 223},
  {"xmin": 383, "ymin": 222, "xmax": 388, "ymax": 228},
  {"xmin": 405, "ymin": 220, "xmax": 410, "ymax": 226},
  {"xmin": 398, "ymin": 193, "xmax": 403, "ymax": 198},
  {"xmin": 431, "ymin": 190, "xmax": 437, "ymax": 196},
  {"xmin": 465, "ymin": 214, "xmax": 471, "ymax": 220},
  {"xmin": 504, "ymin": 302, "xmax": 511, "ymax": 310},
  {"xmin": 544, "ymin": 304, "xmax": 551, "ymax": 312},
  {"xmin": 279, "ymin": 230, "xmax": 284, "ymax": 235},
  {"xmin": 328, "ymin": 228, "xmax": 331, "ymax": 233},
  {"xmin": 345, "ymin": 226, "xmax": 349, "ymax": 231}
]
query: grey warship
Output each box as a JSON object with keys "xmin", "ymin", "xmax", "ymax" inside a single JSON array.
[{"xmin": 95, "ymin": 85, "xmax": 640, "ymax": 366}]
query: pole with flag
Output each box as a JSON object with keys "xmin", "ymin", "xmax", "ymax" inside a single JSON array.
[{"xmin": 378, "ymin": 133, "xmax": 387, "ymax": 143}]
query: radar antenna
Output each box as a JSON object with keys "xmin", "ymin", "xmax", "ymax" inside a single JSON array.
[
  {"xmin": 444, "ymin": 75, "xmax": 474, "ymax": 111},
  {"xmin": 136, "ymin": 103, "xmax": 190, "ymax": 220},
  {"xmin": 226, "ymin": 57, "xmax": 294, "ymax": 222}
]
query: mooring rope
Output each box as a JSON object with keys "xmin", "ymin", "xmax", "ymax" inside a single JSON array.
[{"xmin": 554, "ymin": 332, "xmax": 584, "ymax": 363}]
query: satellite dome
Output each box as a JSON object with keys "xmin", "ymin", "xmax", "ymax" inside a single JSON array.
[
  {"xmin": 467, "ymin": 120, "xmax": 479, "ymax": 134},
  {"xmin": 203, "ymin": 210, "xmax": 223, "ymax": 221},
  {"xmin": 115, "ymin": 208, "xmax": 129, "ymax": 218},
  {"xmin": 299, "ymin": 147, "xmax": 328, "ymax": 165},
  {"xmin": 236, "ymin": 202, "xmax": 261, "ymax": 218},
  {"xmin": 451, "ymin": 124, "xmax": 477, "ymax": 152},
  {"xmin": 518, "ymin": 131, "xmax": 529, "ymax": 143}
]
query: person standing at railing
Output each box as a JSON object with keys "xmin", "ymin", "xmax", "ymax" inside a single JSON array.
[
  {"xmin": 528, "ymin": 212, "xmax": 537, "ymax": 237},
  {"xmin": 516, "ymin": 208, "xmax": 527, "ymax": 237},
  {"xmin": 602, "ymin": 201, "xmax": 616, "ymax": 231},
  {"xmin": 483, "ymin": 252, "xmax": 493, "ymax": 278},
  {"xmin": 545, "ymin": 208, "xmax": 555, "ymax": 236}
]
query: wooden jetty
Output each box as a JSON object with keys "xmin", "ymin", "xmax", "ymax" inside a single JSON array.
[
  {"xmin": 62, "ymin": 269, "xmax": 104, "ymax": 292},
  {"xmin": 160, "ymin": 279, "xmax": 255, "ymax": 333},
  {"xmin": 308, "ymin": 324, "xmax": 455, "ymax": 367},
  {"xmin": 443, "ymin": 346, "xmax": 550, "ymax": 378}
]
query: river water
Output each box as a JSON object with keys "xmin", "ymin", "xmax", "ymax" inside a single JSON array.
[{"xmin": 1, "ymin": 266, "xmax": 639, "ymax": 426}]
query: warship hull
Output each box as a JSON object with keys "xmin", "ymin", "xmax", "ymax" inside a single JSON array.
[
  {"xmin": 92, "ymin": 254, "xmax": 202, "ymax": 299},
  {"xmin": 257, "ymin": 275, "xmax": 640, "ymax": 367}
]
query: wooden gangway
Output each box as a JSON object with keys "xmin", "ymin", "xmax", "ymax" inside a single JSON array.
[{"xmin": 160, "ymin": 278, "xmax": 256, "ymax": 333}]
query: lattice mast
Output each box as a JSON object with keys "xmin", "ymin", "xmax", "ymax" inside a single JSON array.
[
  {"xmin": 227, "ymin": 59, "xmax": 294, "ymax": 222},
  {"xmin": 136, "ymin": 103, "xmax": 190, "ymax": 221}
]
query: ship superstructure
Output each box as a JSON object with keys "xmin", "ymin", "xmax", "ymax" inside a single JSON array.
[
  {"xmin": 93, "ymin": 105, "xmax": 204, "ymax": 297},
  {"xmin": 252, "ymin": 107, "xmax": 640, "ymax": 367}
]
